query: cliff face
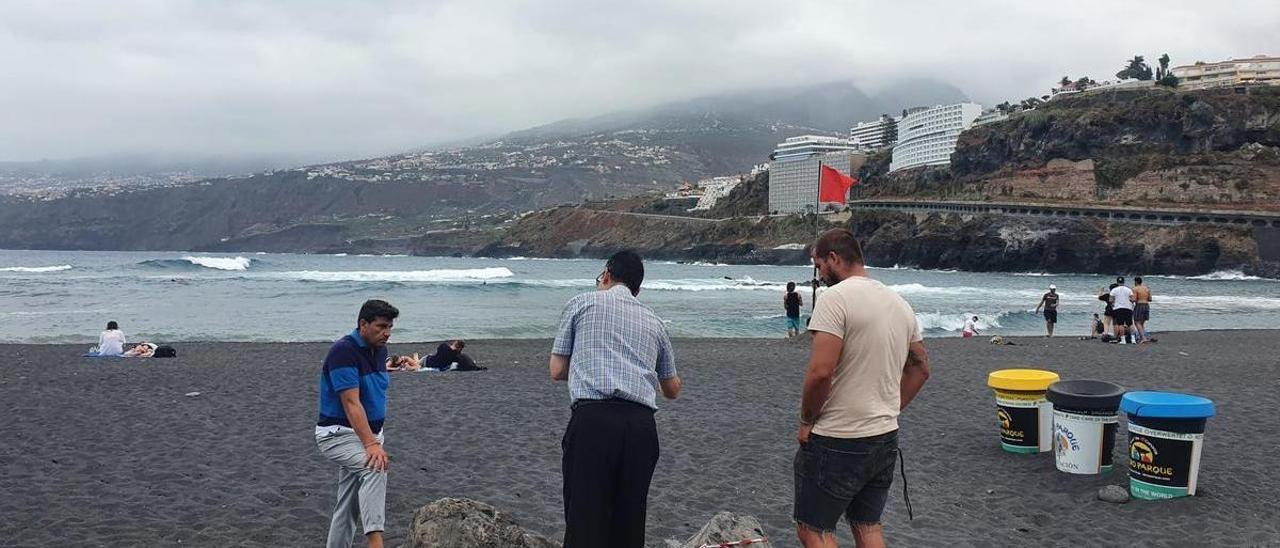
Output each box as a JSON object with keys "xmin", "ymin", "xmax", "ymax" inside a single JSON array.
[
  {"xmin": 463, "ymin": 204, "xmax": 1273, "ymax": 276},
  {"xmin": 857, "ymin": 87, "xmax": 1280, "ymax": 212},
  {"xmin": 474, "ymin": 205, "xmax": 825, "ymax": 264},
  {"xmin": 849, "ymin": 211, "xmax": 1267, "ymax": 276}
]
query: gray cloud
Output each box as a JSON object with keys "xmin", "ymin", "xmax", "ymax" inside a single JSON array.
[{"xmin": 2, "ymin": 0, "xmax": 1277, "ymax": 163}]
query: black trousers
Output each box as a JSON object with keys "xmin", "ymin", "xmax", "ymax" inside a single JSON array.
[
  {"xmin": 561, "ymin": 399, "xmax": 659, "ymax": 548},
  {"xmin": 453, "ymin": 352, "xmax": 482, "ymax": 371}
]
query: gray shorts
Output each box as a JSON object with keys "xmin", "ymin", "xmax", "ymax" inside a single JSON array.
[
  {"xmin": 1133, "ymin": 303, "xmax": 1150, "ymax": 323},
  {"xmin": 793, "ymin": 430, "xmax": 898, "ymax": 532}
]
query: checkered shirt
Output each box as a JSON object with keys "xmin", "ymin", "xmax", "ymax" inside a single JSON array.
[{"xmin": 551, "ymin": 285, "xmax": 677, "ymax": 410}]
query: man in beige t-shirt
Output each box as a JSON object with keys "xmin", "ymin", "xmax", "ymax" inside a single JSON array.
[{"xmin": 794, "ymin": 229, "xmax": 931, "ymax": 548}]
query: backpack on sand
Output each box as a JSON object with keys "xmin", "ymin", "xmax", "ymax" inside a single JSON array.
[{"xmin": 153, "ymin": 345, "xmax": 177, "ymax": 358}]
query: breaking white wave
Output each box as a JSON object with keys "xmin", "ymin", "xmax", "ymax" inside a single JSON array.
[
  {"xmin": 644, "ymin": 277, "xmax": 789, "ymax": 292},
  {"xmin": 0, "ymin": 265, "xmax": 72, "ymax": 273},
  {"xmin": 274, "ymin": 267, "xmax": 515, "ymax": 283},
  {"xmin": 1185, "ymin": 270, "xmax": 1269, "ymax": 281},
  {"xmin": 182, "ymin": 256, "xmax": 253, "ymax": 271},
  {"xmin": 916, "ymin": 311, "xmax": 1006, "ymax": 332},
  {"xmin": 889, "ymin": 283, "xmax": 1042, "ymax": 298}
]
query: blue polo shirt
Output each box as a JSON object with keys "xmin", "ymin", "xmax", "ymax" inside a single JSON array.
[{"xmin": 317, "ymin": 329, "xmax": 389, "ymax": 433}]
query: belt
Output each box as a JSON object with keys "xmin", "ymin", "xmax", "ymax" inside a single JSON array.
[{"xmin": 571, "ymin": 397, "xmax": 652, "ymax": 412}]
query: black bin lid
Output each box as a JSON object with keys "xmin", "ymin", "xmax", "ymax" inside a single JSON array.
[{"xmin": 1047, "ymin": 379, "xmax": 1126, "ymax": 411}]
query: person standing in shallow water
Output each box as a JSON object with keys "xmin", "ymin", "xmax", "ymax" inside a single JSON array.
[
  {"xmin": 795, "ymin": 229, "xmax": 931, "ymax": 548},
  {"xmin": 550, "ymin": 250, "xmax": 682, "ymax": 548},
  {"xmin": 315, "ymin": 299, "xmax": 398, "ymax": 548},
  {"xmin": 1132, "ymin": 276, "xmax": 1153, "ymax": 342},
  {"xmin": 785, "ymin": 282, "xmax": 804, "ymax": 338},
  {"xmin": 1035, "ymin": 284, "xmax": 1060, "ymax": 337}
]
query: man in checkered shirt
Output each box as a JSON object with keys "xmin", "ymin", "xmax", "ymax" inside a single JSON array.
[{"xmin": 549, "ymin": 250, "xmax": 682, "ymax": 548}]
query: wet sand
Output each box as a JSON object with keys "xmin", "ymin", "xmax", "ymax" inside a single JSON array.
[{"xmin": 1, "ymin": 331, "xmax": 1277, "ymax": 546}]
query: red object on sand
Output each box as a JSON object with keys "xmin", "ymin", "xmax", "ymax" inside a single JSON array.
[{"xmin": 818, "ymin": 165, "xmax": 858, "ymax": 203}]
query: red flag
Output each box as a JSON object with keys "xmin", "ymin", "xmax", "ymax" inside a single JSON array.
[{"xmin": 819, "ymin": 165, "xmax": 858, "ymax": 203}]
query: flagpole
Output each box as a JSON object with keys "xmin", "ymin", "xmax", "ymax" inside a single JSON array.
[{"xmin": 811, "ymin": 160, "xmax": 821, "ymax": 311}]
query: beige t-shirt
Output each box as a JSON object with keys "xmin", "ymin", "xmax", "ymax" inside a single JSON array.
[{"xmin": 807, "ymin": 276, "xmax": 922, "ymax": 439}]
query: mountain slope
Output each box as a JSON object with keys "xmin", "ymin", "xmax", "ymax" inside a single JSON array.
[{"xmin": 0, "ymin": 79, "xmax": 965, "ymax": 251}]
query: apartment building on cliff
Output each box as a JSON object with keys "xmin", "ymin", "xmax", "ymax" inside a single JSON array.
[{"xmin": 1172, "ymin": 55, "xmax": 1280, "ymax": 90}]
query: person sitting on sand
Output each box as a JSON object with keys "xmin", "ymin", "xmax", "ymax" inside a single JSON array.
[
  {"xmin": 97, "ymin": 321, "xmax": 126, "ymax": 357},
  {"xmin": 422, "ymin": 340, "xmax": 485, "ymax": 371},
  {"xmin": 963, "ymin": 316, "xmax": 980, "ymax": 338},
  {"xmin": 1091, "ymin": 313, "xmax": 1105, "ymax": 338},
  {"xmin": 123, "ymin": 342, "xmax": 157, "ymax": 358}
]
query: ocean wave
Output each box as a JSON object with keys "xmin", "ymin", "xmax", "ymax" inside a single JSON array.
[
  {"xmin": 644, "ymin": 277, "xmax": 789, "ymax": 292},
  {"xmin": 1155, "ymin": 294, "xmax": 1280, "ymax": 311},
  {"xmin": 0, "ymin": 265, "xmax": 72, "ymax": 273},
  {"xmin": 889, "ymin": 283, "xmax": 1042, "ymax": 298},
  {"xmin": 916, "ymin": 311, "xmax": 1008, "ymax": 332},
  {"xmin": 271, "ymin": 267, "xmax": 515, "ymax": 283},
  {"xmin": 1185, "ymin": 270, "xmax": 1271, "ymax": 281},
  {"xmin": 140, "ymin": 256, "xmax": 254, "ymax": 271}
]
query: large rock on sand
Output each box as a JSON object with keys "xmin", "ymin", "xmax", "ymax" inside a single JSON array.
[
  {"xmin": 680, "ymin": 512, "xmax": 773, "ymax": 548},
  {"xmin": 405, "ymin": 498, "xmax": 560, "ymax": 548}
]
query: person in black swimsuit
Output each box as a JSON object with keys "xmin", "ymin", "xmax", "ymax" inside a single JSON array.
[{"xmin": 1035, "ymin": 284, "xmax": 1060, "ymax": 337}]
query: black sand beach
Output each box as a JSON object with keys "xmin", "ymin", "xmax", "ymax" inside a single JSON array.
[{"xmin": 2, "ymin": 331, "xmax": 1278, "ymax": 547}]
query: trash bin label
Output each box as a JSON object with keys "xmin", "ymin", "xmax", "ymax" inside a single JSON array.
[
  {"xmin": 1052, "ymin": 410, "xmax": 1117, "ymax": 474},
  {"xmin": 1128, "ymin": 423, "xmax": 1203, "ymax": 499},
  {"xmin": 996, "ymin": 392, "xmax": 1051, "ymax": 453}
]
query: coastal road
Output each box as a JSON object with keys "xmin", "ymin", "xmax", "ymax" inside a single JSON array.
[
  {"xmin": 844, "ymin": 199, "xmax": 1280, "ymax": 228},
  {"xmin": 579, "ymin": 208, "xmax": 731, "ymax": 223}
]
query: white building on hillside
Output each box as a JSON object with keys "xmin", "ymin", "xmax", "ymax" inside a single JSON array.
[
  {"xmin": 973, "ymin": 107, "xmax": 1009, "ymax": 127},
  {"xmin": 1173, "ymin": 55, "xmax": 1280, "ymax": 90},
  {"xmin": 767, "ymin": 136, "xmax": 862, "ymax": 214},
  {"xmin": 689, "ymin": 176, "xmax": 743, "ymax": 211},
  {"xmin": 889, "ymin": 102, "xmax": 982, "ymax": 173},
  {"xmin": 849, "ymin": 115, "xmax": 898, "ymax": 151}
]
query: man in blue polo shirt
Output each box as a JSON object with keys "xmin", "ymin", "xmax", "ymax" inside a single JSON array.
[{"xmin": 316, "ymin": 299, "xmax": 398, "ymax": 548}]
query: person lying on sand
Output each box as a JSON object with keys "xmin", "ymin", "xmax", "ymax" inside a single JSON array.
[
  {"xmin": 385, "ymin": 354, "xmax": 421, "ymax": 372},
  {"xmin": 422, "ymin": 340, "xmax": 486, "ymax": 371},
  {"xmin": 122, "ymin": 342, "xmax": 157, "ymax": 358}
]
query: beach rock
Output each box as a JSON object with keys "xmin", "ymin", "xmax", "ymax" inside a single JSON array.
[
  {"xmin": 1098, "ymin": 485, "xmax": 1130, "ymax": 504},
  {"xmin": 680, "ymin": 512, "xmax": 772, "ymax": 548},
  {"xmin": 405, "ymin": 498, "xmax": 560, "ymax": 548}
]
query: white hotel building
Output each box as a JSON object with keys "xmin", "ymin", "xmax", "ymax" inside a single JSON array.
[
  {"xmin": 889, "ymin": 102, "xmax": 982, "ymax": 173},
  {"xmin": 849, "ymin": 115, "xmax": 898, "ymax": 151},
  {"xmin": 767, "ymin": 135, "xmax": 861, "ymax": 214}
]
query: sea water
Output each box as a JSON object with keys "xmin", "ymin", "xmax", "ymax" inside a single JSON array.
[{"xmin": 2, "ymin": 249, "xmax": 1277, "ymax": 343}]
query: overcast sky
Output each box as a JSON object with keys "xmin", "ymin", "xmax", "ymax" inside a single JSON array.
[{"xmin": 2, "ymin": 0, "xmax": 1276, "ymax": 164}]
